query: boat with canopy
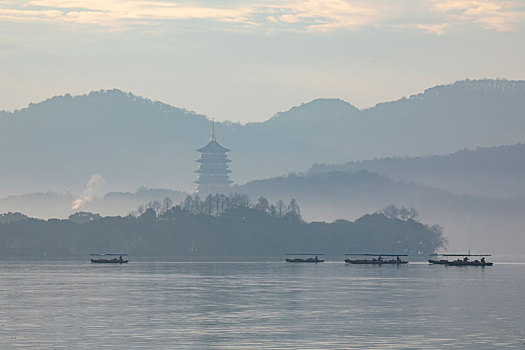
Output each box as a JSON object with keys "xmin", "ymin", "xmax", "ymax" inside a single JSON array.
[
  {"xmin": 344, "ymin": 253, "xmax": 408, "ymax": 264},
  {"xmin": 429, "ymin": 253, "xmax": 493, "ymax": 266},
  {"xmin": 90, "ymin": 253, "xmax": 129, "ymax": 264},
  {"xmin": 285, "ymin": 254, "xmax": 324, "ymax": 263}
]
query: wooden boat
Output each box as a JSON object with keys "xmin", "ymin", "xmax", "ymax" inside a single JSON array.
[
  {"xmin": 344, "ymin": 254, "xmax": 408, "ymax": 264},
  {"xmin": 285, "ymin": 254, "xmax": 324, "ymax": 263},
  {"xmin": 428, "ymin": 253, "xmax": 493, "ymax": 266},
  {"xmin": 90, "ymin": 253, "xmax": 128, "ymax": 264},
  {"xmin": 427, "ymin": 259, "xmax": 449, "ymax": 265},
  {"xmin": 345, "ymin": 258, "xmax": 408, "ymax": 264},
  {"xmin": 428, "ymin": 255, "xmax": 450, "ymax": 264},
  {"xmin": 446, "ymin": 260, "xmax": 493, "ymax": 266}
]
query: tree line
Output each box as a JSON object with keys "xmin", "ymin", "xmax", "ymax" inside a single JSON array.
[
  {"xmin": 0, "ymin": 195, "xmax": 447, "ymax": 258},
  {"xmin": 134, "ymin": 193, "xmax": 301, "ymax": 220}
]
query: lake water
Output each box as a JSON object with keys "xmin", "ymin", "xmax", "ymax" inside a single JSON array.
[{"xmin": 1, "ymin": 259, "xmax": 524, "ymax": 349}]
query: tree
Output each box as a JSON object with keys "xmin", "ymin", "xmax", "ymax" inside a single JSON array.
[
  {"xmin": 139, "ymin": 207, "xmax": 156, "ymax": 221},
  {"xmin": 408, "ymin": 207, "xmax": 419, "ymax": 220},
  {"xmin": 399, "ymin": 207, "xmax": 410, "ymax": 220},
  {"xmin": 255, "ymin": 196, "xmax": 270, "ymax": 213},
  {"xmin": 162, "ymin": 197, "xmax": 173, "ymax": 213},
  {"xmin": 381, "ymin": 204, "xmax": 399, "ymax": 219},
  {"xmin": 216, "ymin": 194, "xmax": 227, "ymax": 215},
  {"xmin": 269, "ymin": 204, "xmax": 277, "ymax": 217},
  {"xmin": 190, "ymin": 194, "xmax": 201, "ymax": 214},
  {"xmin": 228, "ymin": 193, "xmax": 251, "ymax": 210},
  {"xmin": 286, "ymin": 198, "xmax": 301, "ymax": 219},
  {"xmin": 203, "ymin": 194, "xmax": 214, "ymax": 216},
  {"xmin": 275, "ymin": 200, "xmax": 286, "ymax": 217},
  {"xmin": 182, "ymin": 195, "xmax": 192, "ymax": 212},
  {"xmin": 148, "ymin": 200, "xmax": 162, "ymax": 216},
  {"xmin": 381, "ymin": 204, "xmax": 418, "ymax": 221}
]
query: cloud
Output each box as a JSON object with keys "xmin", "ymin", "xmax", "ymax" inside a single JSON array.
[
  {"xmin": 72, "ymin": 174, "xmax": 105, "ymax": 210},
  {"xmin": 431, "ymin": 0, "xmax": 525, "ymax": 31},
  {"xmin": 0, "ymin": 7, "xmax": 62, "ymax": 21},
  {"xmin": 414, "ymin": 23, "xmax": 449, "ymax": 35},
  {"xmin": 1, "ymin": 0, "xmax": 256, "ymax": 27},
  {"xmin": 1, "ymin": 0, "xmax": 524, "ymax": 33},
  {"xmin": 271, "ymin": 0, "xmax": 384, "ymax": 32}
]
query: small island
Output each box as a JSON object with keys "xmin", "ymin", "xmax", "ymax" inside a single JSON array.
[{"xmin": 0, "ymin": 195, "xmax": 446, "ymax": 258}]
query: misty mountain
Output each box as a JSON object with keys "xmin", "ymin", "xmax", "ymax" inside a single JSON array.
[
  {"xmin": 0, "ymin": 192, "xmax": 76, "ymax": 219},
  {"xmin": 0, "ymin": 187, "xmax": 187, "ymax": 219},
  {"xmin": 308, "ymin": 144, "xmax": 525, "ymax": 198},
  {"xmin": 238, "ymin": 170, "xmax": 525, "ymax": 219},
  {"xmin": 236, "ymin": 170, "xmax": 525, "ymax": 254},
  {"xmin": 0, "ymin": 90, "xmax": 211, "ymax": 196},
  {"xmin": 1, "ymin": 79, "xmax": 524, "ymax": 196},
  {"xmin": 95, "ymin": 187, "xmax": 187, "ymax": 216}
]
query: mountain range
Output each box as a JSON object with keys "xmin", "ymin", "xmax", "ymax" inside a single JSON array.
[
  {"xmin": 2, "ymin": 79, "xmax": 524, "ymax": 253},
  {"xmin": 308, "ymin": 143, "xmax": 525, "ymax": 198},
  {"xmin": 1, "ymin": 79, "xmax": 524, "ymax": 196}
]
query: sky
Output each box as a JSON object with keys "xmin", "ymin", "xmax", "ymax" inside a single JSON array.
[{"xmin": 1, "ymin": 0, "xmax": 524, "ymax": 122}]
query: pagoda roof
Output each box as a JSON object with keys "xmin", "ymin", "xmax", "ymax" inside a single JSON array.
[
  {"xmin": 197, "ymin": 140, "xmax": 230, "ymax": 153},
  {"xmin": 196, "ymin": 158, "xmax": 231, "ymax": 163},
  {"xmin": 195, "ymin": 169, "xmax": 232, "ymax": 174},
  {"xmin": 194, "ymin": 178, "xmax": 233, "ymax": 184}
]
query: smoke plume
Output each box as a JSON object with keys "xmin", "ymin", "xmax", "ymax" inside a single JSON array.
[{"xmin": 72, "ymin": 174, "xmax": 105, "ymax": 210}]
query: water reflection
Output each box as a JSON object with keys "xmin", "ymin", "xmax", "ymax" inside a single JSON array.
[{"xmin": 0, "ymin": 261, "xmax": 524, "ymax": 349}]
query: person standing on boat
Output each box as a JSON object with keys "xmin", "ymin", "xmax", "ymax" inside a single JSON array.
[
  {"xmin": 481, "ymin": 257, "xmax": 486, "ymax": 264},
  {"xmin": 119, "ymin": 255, "xmax": 123, "ymax": 263},
  {"xmin": 463, "ymin": 256, "xmax": 469, "ymax": 262},
  {"xmin": 378, "ymin": 255, "xmax": 383, "ymax": 261}
]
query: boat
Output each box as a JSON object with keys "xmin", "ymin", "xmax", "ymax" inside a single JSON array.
[
  {"xmin": 427, "ymin": 259, "xmax": 449, "ymax": 265},
  {"xmin": 285, "ymin": 254, "xmax": 324, "ymax": 263},
  {"xmin": 90, "ymin": 253, "xmax": 128, "ymax": 264},
  {"xmin": 428, "ymin": 253, "xmax": 493, "ymax": 266},
  {"xmin": 344, "ymin": 254, "xmax": 408, "ymax": 265},
  {"xmin": 427, "ymin": 254, "xmax": 450, "ymax": 265},
  {"xmin": 447, "ymin": 259, "xmax": 493, "ymax": 266}
]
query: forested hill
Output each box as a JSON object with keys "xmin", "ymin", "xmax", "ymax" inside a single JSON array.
[
  {"xmin": 308, "ymin": 143, "xmax": 525, "ymax": 198},
  {"xmin": 236, "ymin": 170, "xmax": 525, "ymax": 253},
  {"xmin": 0, "ymin": 195, "xmax": 445, "ymax": 258},
  {"xmin": 1, "ymin": 79, "xmax": 524, "ymax": 196}
]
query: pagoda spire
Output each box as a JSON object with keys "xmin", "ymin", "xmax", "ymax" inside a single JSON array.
[{"xmin": 210, "ymin": 118, "xmax": 216, "ymax": 141}]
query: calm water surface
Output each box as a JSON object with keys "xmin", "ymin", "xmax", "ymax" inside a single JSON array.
[{"xmin": 0, "ymin": 259, "xmax": 524, "ymax": 349}]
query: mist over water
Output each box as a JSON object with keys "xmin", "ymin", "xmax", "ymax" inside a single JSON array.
[{"xmin": 1, "ymin": 260, "xmax": 524, "ymax": 349}]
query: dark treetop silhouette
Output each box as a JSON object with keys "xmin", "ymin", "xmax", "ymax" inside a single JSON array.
[{"xmin": 0, "ymin": 195, "xmax": 446, "ymax": 258}]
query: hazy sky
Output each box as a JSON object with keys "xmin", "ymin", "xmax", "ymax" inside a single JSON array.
[{"xmin": 1, "ymin": 0, "xmax": 524, "ymax": 122}]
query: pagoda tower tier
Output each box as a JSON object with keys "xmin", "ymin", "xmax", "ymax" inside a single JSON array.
[{"xmin": 194, "ymin": 120, "xmax": 232, "ymax": 193}]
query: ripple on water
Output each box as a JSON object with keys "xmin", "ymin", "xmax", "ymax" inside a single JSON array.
[{"xmin": 0, "ymin": 261, "xmax": 524, "ymax": 349}]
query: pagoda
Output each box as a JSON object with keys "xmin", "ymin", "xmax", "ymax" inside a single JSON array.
[{"xmin": 194, "ymin": 120, "xmax": 232, "ymax": 193}]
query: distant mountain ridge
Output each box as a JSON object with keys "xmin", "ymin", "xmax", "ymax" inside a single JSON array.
[
  {"xmin": 0, "ymin": 188, "xmax": 188, "ymax": 219},
  {"xmin": 376, "ymin": 79, "xmax": 525, "ymax": 105},
  {"xmin": 265, "ymin": 98, "xmax": 359, "ymax": 124},
  {"xmin": 236, "ymin": 169, "xmax": 525, "ymax": 253},
  {"xmin": 0, "ymin": 89, "xmax": 199, "ymax": 117},
  {"xmin": 1, "ymin": 79, "xmax": 524, "ymax": 196},
  {"xmin": 308, "ymin": 143, "xmax": 525, "ymax": 198}
]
